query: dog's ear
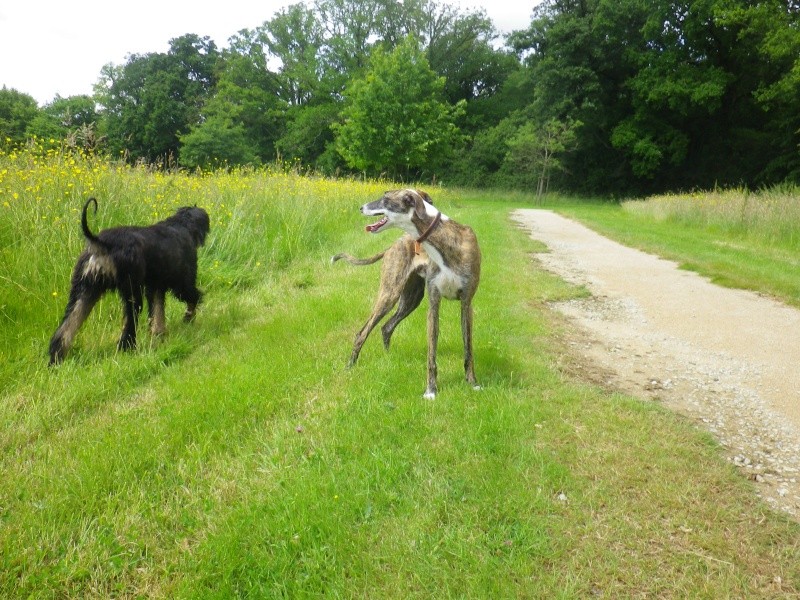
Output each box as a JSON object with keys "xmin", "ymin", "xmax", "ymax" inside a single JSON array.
[
  {"xmin": 407, "ymin": 190, "xmax": 428, "ymax": 221},
  {"xmin": 415, "ymin": 189, "xmax": 434, "ymax": 206}
]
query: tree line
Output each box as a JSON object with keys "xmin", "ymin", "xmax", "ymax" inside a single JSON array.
[{"xmin": 1, "ymin": 0, "xmax": 798, "ymax": 196}]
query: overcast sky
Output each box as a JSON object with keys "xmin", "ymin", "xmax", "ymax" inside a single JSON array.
[{"xmin": 0, "ymin": 1, "xmax": 538, "ymax": 106}]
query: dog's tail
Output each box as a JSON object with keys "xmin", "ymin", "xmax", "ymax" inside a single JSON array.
[
  {"xmin": 331, "ymin": 251, "xmax": 386, "ymax": 266},
  {"xmin": 81, "ymin": 198, "xmax": 102, "ymax": 245}
]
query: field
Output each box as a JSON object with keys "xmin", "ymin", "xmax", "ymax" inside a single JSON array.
[{"xmin": 2, "ymin": 144, "xmax": 800, "ymax": 597}]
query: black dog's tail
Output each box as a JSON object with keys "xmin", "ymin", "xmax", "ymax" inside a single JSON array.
[
  {"xmin": 81, "ymin": 198, "xmax": 104, "ymax": 246},
  {"xmin": 331, "ymin": 251, "xmax": 386, "ymax": 266}
]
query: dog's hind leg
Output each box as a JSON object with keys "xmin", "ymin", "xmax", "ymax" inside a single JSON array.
[
  {"xmin": 348, "ymin": 244, "xmax": 416, "ymax": 367},
  {"xmin": 461, "ymin": 299, "xmax": 478, "ymax": 388},
  {"xmin": 381, "ymin": 273, "xmax": 425, "ymax": 350},
  {"xmin": 348, "ymin": 289, "xmax": 399, "ymax": 367},
  {"xmin": 48, "ymin": 284, "xmax": 103, "ymax": 365}
]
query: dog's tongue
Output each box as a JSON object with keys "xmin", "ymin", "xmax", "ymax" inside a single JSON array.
[{"xmin": 366, "ymin": 217, "xmax": 388, "ymax": 233}]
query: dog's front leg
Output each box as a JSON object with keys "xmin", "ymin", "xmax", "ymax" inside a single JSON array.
[
  {"xmin": 424, "ymin": 285, "xmax": 442, "ymax": 399},
  {"xmin": 147, "ymin": 289, "xmax": 167, "ymax": 336},
  {"xmin": 180, "ymin": 289, "xmax": 202, "ymax": 323}
]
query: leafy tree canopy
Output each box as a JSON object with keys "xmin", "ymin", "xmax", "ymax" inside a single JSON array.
[
  {"xmin": 5, "ymin": 0, "xmax": 799, "ymax": 194},
  {"xmin": 99, "ymin": 34, "xmax": 220, "ymax": 163},
  {"xmin": 334, "ymin": 36, "xmax": 465, "ymax": 180},
  {"xmin": 25, "ymin": 95, "xmax": 100, "ymax": 143},
  {"xmin": 510, "ymin": 0, "xmax": 800, "ymax": 193},
  {"xmin": 0, "ymin": 88, "xmax": 38, "ymax": 144}
]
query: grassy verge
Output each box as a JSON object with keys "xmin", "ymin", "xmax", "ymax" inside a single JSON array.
[
  {"xmin": 550, "ymin": 188, "xmax": 800, "ymax": 307},
  {"xmin": 1, "ymin": 151, "xmax": 799, "ymax": 597}
]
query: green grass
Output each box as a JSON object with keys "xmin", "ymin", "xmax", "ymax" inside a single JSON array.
[{"xmin": 2, "ymin": 151, "xmax": 800, "ymax": 597}]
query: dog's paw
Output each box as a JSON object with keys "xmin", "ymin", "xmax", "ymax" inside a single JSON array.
[
  {"xmin": 472, "ymin": 384, "xmax": 482, "ymax": 391},
  {"xmin": 423, "ymin": 390, "xmax": 436, "ymax": 400}
]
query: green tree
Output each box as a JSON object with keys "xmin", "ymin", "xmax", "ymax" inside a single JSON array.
[
  {"xmin": 506, "ymin": 118, "xmax": 581, "ymax": 198},
  {"xmin": 0, "ymin": 87, "xmax": 38, "ymax": 145},
  {"xmin": 313, "ymin": 0, "xmax": 441, "ymax": 92},
  {"xmin": 425, "ymin": 8, "xmax": 509, "ymax": 103},
  {"xmin": 179, "ymin": 31, "xmax": 285, "ymax": 169},
  {"xmin": 728, "ymin": 0, "xmax": 800, "ymax": 181},
  {"xmin": 510, "ymin": 0, "xmax": 800, "ymax": 193},
  {"xmin": 334, "ymin": 37, "xmax": 465, "ymax": 179},
  {"xmin": 261, "ymin": 4, "xmax": 325, "ymax": 105},
  {"xmin": 315, "ymin": 0, "xmax": 386, "ymax": 90},
  {"xmin": 509, "ymin": 0, "xmax": 649, "ymax": 193},
  {"xmin": 616, "ymin": 0, "xmax": 800, "ymax": 187},
  {"xmin": 424, "ymin": 4, "xmax": 521, "ymax": 140},
  {"xmin": 100, "ymin": 34, "xmax": 219, "ymax": 163},
  {"xmin": 260, "ymin": 3, "xmax": 341, "ymax": 169},
  {"xmin": 254, "ymin": 0, "xmax": 521, "ymax": 174},
  {"xmin": 276, "ymin": 103, "xmax": 342, "ymax": 171},
  {"xmin": 179, "ymin": 115, "xmax": 257, "ymax": 169},
  {"xmin": 448, "ymin": 116, "xmax": 518, "ymax": 188}
]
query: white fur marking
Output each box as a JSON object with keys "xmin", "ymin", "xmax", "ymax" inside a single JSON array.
[
  {"xmin": 432, "ymin": 267, "xmax": 464, "ymax": 299},
  {"xmin": 423, "ymin": 244, "xmax": 465, "ymax": 299},
  {"xmin": 423, "ymin": 201, "xmax": 448, "ymax": 222},
  {"xmin": 82, "ymin": 254, "xmax": 116, "ymax": 279}
]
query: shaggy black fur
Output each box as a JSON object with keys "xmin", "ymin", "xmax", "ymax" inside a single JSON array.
[{"xmin": 48, "ymin": 198, "xmax": 210, "ymax": 364}]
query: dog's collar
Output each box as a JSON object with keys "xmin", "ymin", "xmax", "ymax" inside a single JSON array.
[{"xmin": 415, "ymin": 211, "xmax": 442, "ymax": 254}]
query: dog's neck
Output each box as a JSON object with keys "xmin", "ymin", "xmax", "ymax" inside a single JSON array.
[
  {"xmin": 416, "ymin": 211, "xmax": 442, "ymax": 244},
  {"xmin": 408, "ymin": 202, "xmax": 445, "ymax": 238},
  {"xmin": 413, "ymin": 211, "xmax": 441, "ymax": 255},
  {"xmin": 407, "ymin": 203, "xmax": 452, "ymax": 267}
]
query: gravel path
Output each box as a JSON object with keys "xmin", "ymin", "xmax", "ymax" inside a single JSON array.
[{"xmin": 513, "ymin": 209, "xmax": 800, "ymax": 517}]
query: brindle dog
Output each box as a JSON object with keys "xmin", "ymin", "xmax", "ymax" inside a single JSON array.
[{"xmin": 333, "ymin": 189, "xmax": 481, "ymax": 398}]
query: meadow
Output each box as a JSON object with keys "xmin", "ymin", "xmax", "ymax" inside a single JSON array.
[{"xmin": 2, "ymin": 143, "xmax": 800, "ymax": 597}]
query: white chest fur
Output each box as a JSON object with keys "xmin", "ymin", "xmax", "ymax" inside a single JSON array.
[
  {"xmin": 424, "ymin": 243, "xmax": 465, "ymax": 299},
  {"xmin": 431, "ymin": 267, "xmax": 464, "ymax": 299}
]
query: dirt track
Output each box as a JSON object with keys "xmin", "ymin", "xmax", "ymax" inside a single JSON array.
[{"xmin": 513, "ymin": 209, "xmax": 800, "ymax": 517}]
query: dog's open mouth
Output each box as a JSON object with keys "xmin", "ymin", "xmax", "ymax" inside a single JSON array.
[{"xmin": 366, "ymin": 216, "xmax": 388, "ymax": 233}]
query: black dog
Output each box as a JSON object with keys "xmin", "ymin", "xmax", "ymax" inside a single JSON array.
[{"xmin": 48, "ymin": 198, "xmax": 210, "ymax": 365}]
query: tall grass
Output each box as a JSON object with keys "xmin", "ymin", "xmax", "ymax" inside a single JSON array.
[
  {"xmin": 0, "ymin": 140, "xmax": 392, "ymax": 383},
  {"xmin": 622, "ymin": 185, "xmax": 800, "ymax": 248}
]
